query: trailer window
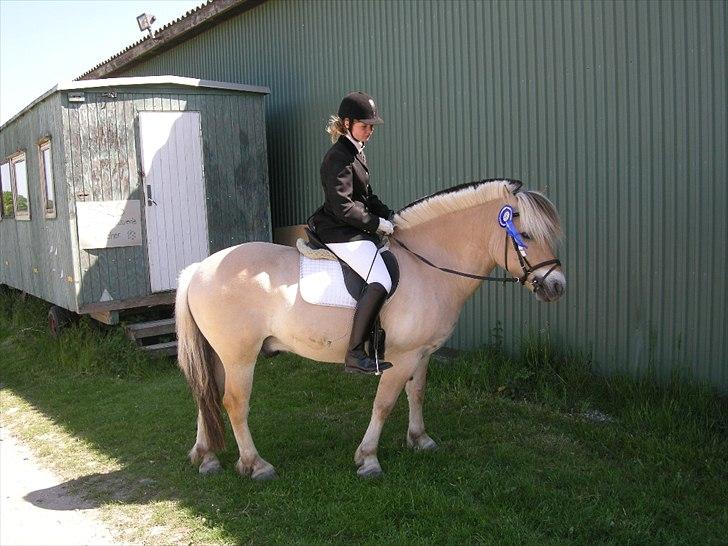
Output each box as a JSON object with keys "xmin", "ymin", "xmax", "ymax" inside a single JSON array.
[
  {"xmin": 0, "ymin": 161, "xmax": 12, "ymax": 219},
  {"xmin": 13, "ymin": 154, "xmax": 30, "ymax": 220},
  {"xmin": 39, "ymin": 139, "xmax": 56, "ymax": 218}
]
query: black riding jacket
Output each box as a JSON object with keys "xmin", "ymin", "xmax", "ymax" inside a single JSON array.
[{"xmin": 308, "ymin": 136, "xmax": 393, "ymax": 244}]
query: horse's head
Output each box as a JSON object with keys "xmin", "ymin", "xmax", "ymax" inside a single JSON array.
[{"xmin": 490, "ymin": 186, "xmax": 566, "ymax": 302}]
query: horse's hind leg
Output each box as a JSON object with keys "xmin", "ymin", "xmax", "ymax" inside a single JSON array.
[
  {"xmin": 222, "ymin": 359, "xmax": 277, "ymax": 481},
  {"xmin": 189, "ymin": 411, "xmax": 223, "ymax": 474},
  {"xmin": 189, "ymin": 354, "xmax": 225, "ymax": 474},
  {"xmin": 405, "ymin": 358, "xmax": 438, "ymax": 451}
]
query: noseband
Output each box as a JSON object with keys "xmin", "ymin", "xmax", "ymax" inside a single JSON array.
[{"xmin": 391, "ymin": 204, "xmax": 561, "ymax": 291}]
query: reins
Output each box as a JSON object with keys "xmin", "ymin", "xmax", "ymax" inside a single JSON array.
[{"xmin": 391, "ymin": 235, "xmax": 518, "ymax": 283}]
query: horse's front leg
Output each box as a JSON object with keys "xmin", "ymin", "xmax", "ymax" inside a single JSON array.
[
  {"xmin": 354, "ymin": 355, "xmax": 420, "ymax": 478},
  {"xmin": 405, "ymin": 357, "xmax": 438, "ymax": 451}
]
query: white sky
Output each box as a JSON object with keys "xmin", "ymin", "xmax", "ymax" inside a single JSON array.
[{"xmin": 0, "ymin": 0, "xmax": 203, "ymax": 125}]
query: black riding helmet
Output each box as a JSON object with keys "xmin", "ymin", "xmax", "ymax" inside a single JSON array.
[{"xmin": 338, "ymin": 91, "xmax": 384, "ymax": 125}]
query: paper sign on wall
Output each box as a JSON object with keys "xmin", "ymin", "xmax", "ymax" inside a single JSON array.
[{"xmin": 77, "ymin": 200, "xmax": 142, "ymax": 249}]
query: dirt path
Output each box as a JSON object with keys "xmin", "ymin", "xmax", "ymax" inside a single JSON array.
[{"xmin": 0, "ymin": 427, "xmax": 116, "ymax": 546}]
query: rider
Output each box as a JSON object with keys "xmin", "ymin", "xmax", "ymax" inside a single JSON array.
[{"xmin": 308, "ymin": 91, "xmax": 395, "ymax": 375}]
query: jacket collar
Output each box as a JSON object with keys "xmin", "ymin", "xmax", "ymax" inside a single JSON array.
[
  {"xmin": 345, "ymin": 133, "xmax": 365, "ymax": 153},
  {"xmin": 338, "ymin": 135, "xmax": 363, "ymax": 155}
]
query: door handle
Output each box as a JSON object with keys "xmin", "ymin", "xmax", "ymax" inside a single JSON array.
[{"xmin": 147, "ymin": 185, "xmax": 157, "ymax": 206}]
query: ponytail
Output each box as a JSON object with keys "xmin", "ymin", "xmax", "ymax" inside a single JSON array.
[{"xmin": 325, "ymin": 115, "xmax": 347, "ymax": 143}]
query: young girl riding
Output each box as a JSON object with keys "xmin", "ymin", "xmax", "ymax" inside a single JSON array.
[{"xmin": 308, "ymin": 92, "xmax": 395, "ymax": 375}]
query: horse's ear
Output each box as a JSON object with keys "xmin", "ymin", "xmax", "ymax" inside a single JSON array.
[{"xmin": 508, "ymin": 180, "xmax": 523, "ymax": 195}]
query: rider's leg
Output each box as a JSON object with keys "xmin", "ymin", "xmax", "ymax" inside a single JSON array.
[{"xmin": 327, "ymin": 241, "xmax": 393, "ymax": 374}]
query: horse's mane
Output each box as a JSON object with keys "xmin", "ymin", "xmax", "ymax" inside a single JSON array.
[{"xmin": 393, "ymin": 179, "xmax": 562, "ymax": 246}]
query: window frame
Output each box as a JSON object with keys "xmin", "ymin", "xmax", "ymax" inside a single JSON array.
[
  {"xmin": 10, "ymin": 151, "xmax": 30, "ymax": 221},
  {"xmin": 38, "ymin": 137, "xmax": 56, "ymax": 219},
  {"xmin": 0, "ymin": 159, "xmax": 13, "ymax": 220}
]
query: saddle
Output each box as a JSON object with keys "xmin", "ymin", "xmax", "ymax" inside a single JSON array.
[
  {"xmin": 298, "ymin": 228, "xmax": 400, "ymax": 363},
  {"xmin": 298, "ymin": 228, "xmax": 400, "ymax": 301}
]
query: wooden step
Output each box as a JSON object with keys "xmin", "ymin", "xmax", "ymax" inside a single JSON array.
[
  {"xmin": 125, "ymin": 318, "xmax": 176, "ymax": 341},
  {"xmin": 141, "ymin": 340, "xmax": 178, "ymax": 356}
]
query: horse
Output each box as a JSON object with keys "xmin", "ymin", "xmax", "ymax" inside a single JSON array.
[{"xmin": 175, "ymin": 179, "xmax": 565, "ymax": 479}]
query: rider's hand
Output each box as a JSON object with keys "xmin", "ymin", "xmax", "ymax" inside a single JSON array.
[{"xmin": 376, "ymin": 217, "xmax": 394, "ymax": 235}]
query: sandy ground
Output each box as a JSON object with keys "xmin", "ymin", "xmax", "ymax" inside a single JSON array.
[{"xmin": 0, "ymin": 427, "xmax": 117, "ymax": 546}]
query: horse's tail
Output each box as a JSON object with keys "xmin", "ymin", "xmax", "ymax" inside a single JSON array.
[{"xmin": 175, "ymin": 262, "xmax": 225, "ymax": 452}]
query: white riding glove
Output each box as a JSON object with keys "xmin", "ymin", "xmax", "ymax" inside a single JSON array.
[{"xmin": 376, "ymin": 217, "xmax": 394, "ymax": 235}]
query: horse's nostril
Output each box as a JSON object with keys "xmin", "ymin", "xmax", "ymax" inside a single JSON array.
[{"xmin": 554, "ymin": 282, "xmax": 564, "ymax": 296}]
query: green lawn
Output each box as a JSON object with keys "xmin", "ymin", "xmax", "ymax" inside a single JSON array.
[{"xmin": 0, "ymin": 289, "xmax": 726, "ymax": 545}]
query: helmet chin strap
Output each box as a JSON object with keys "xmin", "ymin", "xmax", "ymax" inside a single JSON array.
[{"xmin": 344, "ymin": 119, "xmax": 362, "ymax": 144}]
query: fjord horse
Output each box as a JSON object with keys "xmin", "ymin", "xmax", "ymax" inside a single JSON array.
[{"xmin": 176, "ymin": 179, "xmax": 565, "ymax": 479}]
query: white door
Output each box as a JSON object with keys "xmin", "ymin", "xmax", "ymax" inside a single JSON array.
[{"xmin": 139, "ymin": 111, "xmax": 209, "ymax": 292}]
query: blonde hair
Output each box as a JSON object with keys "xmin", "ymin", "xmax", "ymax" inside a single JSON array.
[{"xmin": 325, "ymin": 114, "xmax": 348, "ymax": 143}]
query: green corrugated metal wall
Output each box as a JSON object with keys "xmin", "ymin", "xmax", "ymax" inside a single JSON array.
[{"xmin": 117, "ymin": 0, "xmax": 727, "ymax": 390}]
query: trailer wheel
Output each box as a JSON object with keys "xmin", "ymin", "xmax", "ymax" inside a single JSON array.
[{"xmin": 48, "ymin": 305, "xmax": 72, "ymax": 337}]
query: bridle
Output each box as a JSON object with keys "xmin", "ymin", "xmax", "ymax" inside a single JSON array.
[
  {"xmin": 390, "ymin": 205, "xmax": 561, "ymax": 292},
  {"xmin": 503, "ymin": 233, "xmax": 561, "ymax": 288},
  {"xmin": 499, "ymin": 205, "xmax": 561, "ymax": 288}
]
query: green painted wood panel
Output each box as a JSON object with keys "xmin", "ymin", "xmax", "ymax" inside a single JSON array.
[
  {"xmin": 201, "ymin": 92, "xmax": 271, "ymax": 253},
  {"xmin": 118, "ymin": 0, "xmax": 727, "ymax": 390},
  {"xmin": 63, "ymin": 86, "xmax": 269, "ymax": 306},
  {"xmin": 2, "ymin": 83, "xmax": 269, "ymax": 312},
  {"xmin": 0, "ymin": 92, "xmax": 76, "ymax": 310}
]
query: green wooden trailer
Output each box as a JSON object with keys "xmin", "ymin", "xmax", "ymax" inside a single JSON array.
[{"xmin": 0, "ymin": 76, "xmax": 271, "ymax": 332}]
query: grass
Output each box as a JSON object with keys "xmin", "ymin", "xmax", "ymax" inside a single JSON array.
[{"xmin": 0, "ymin": 288, "xmax": 726, "ymax": 545}]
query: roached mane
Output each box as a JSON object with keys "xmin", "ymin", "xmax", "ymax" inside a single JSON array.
[{"xmin": 393, "ymin": 179, "xmax": 562, "ymax": 246}]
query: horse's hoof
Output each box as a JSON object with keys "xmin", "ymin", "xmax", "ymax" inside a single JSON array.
[
  {"xmin": 199, "ymin": 458, "xmax": 222, "ymax": 475},
  {"xmin": 420, "ymin": 437, "xmax": 438, "ymax": 450},
  {"xmin": 252, "ymin": 466, "xmax": 278, "ymax": 481},
  {"xmin": 408, "ymin": 433, "xmax": 438, "ymax": 451},
  {"xmin": 357, "ymin": 463, "xmax": 383, "ymax": 478}
]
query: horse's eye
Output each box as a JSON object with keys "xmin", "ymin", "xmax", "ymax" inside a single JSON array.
[{"xmin": 521, "ymin": 232, "xmax": 531, "ymax": 240}]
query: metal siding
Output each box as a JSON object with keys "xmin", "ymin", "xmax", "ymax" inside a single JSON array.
[{"xmin": 110, "ymin": 0, "xmax": 725, "ymax": 390}]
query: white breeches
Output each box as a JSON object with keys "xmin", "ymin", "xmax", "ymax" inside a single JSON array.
[{"xmin": 327, "ymin": 240, "xmax": 392, "ymax": 293}]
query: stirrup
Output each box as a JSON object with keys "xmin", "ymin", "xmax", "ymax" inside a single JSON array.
[
  {"xmin": 344, "ymin": 350, "xmax": 393, "ymax": 375},
  {"xmin": 343, "ymin": 361, "xmax": 393, "ymax": 375}
]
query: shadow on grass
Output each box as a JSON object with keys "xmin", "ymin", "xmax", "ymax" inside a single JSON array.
[{"xmin": 23, "ymin": 470, "xmax": 143, "ymax": 510}]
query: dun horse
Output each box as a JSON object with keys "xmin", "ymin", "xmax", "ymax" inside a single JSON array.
[{"xmin": 176, "ymin": 179, "xmax": 565, "ymax": 479}]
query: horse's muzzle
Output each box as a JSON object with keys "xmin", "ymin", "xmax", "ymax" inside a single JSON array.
[{"xmin": 531, "ymin": 269, "xmax": 566, "ymax": 302}]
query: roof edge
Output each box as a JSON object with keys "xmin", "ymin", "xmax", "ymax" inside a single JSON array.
[
  {"xmin": 1, "ymin": 76, "xmax": 268, "ymax": 132},
  {"xmin": 78, "ymin": 0, "xmax": 267, "ymax": 80},
  {"xmin": 60, "ymin": 76, "xmax": 270, "ymax": 94}
]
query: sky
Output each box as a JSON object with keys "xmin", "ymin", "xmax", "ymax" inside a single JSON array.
[{"xmin": 0, "ymin": 0, "xmax": 204, "ymax": 125}]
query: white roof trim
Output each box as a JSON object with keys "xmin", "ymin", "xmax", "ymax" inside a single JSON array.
[
  {"xmin": 1, "ymin": 76, "xmax": 269, "ymax": 131},
  {"xmin": 57, "ymin": 75, "xmax": 270, "ymax": 95}
]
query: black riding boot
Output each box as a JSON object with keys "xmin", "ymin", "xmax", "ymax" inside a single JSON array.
[{"xmin": 344, "ymin": 282, "xmax": 393, "ymax": 374}]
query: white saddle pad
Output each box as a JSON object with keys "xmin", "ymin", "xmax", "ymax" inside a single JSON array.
[{"xmin": 299, "ymin": 255, "xmax": 357, "ymax": 309}]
